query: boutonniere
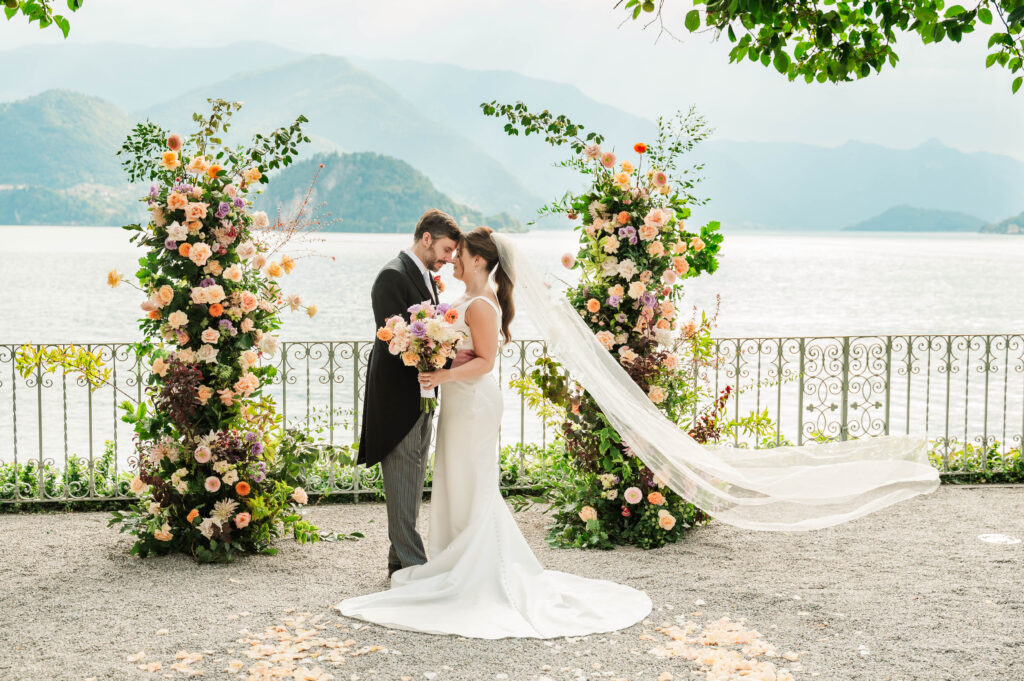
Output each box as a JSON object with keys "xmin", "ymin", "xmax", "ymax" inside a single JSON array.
[{"xmin": 433, "ymin": 275, "xmax": 445, "ymax": 293}]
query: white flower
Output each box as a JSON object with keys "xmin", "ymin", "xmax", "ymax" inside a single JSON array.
[
  {"xmin": 177, "ymin": 348, "xmax": 196, "ymax": 363},
  {"xmin": 222, "ymin": 469, "xmax": 239, "ymax": 486},
  {"xmin": 603, "ymin": 489, "xmax": 619, "ymax": 501},
  {"xmin": 258, "ymin": 333, "xmax": 280, "ymax": 357},
  {"xmin": 286, "ymin": 294, "xmax": 302, "ymax": 311},
  {"xmin": 251, "ymin": 211, "xmax": 270, "ymax": 229},
  {"xmin": 148, "ymin": 501, "xmax": 162, "ymax": 516},
  {"xmin": 197, "ymin": 344, "xmax": 219, "ymax": 364},
  {"xmin": 600, "ymin": 257, "xmax": 619, "ymax": 278},
  {"xmin": 175, "ymin": 481, "xmax": 188, "ymax": 495},
  {"xmin": 655, "ymin": 328, "xmax": 675, "ymax": 347},
  {"xmin": 212, "ymin": 460, "xmax": 230, "ymax": 474},
  {"xmin": 211, "ymin": 498, "xmax": 240, "ymax": 524},
  {"xmin": 617, "ymin": 259, "xmax": 638, "ymax": 281},
  {"xmin": 237, "ymin": 241, "xmax": 257, "ymax": 260},
  {"xmin": 166, "ymin": 221, "xmax": 188, "ymax": 241},
  {"xmin": 628, "ymin": 281, "xmax": 646, "ymax": 299},
  {"xmin": 198, "ymin": 517, "xmax": 217, "ymax": 539}
]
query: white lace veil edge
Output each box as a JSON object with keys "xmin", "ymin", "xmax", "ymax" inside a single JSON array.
[{"xmin": 496, "ymin": 234, "xmax": 939, "ymax": 532}]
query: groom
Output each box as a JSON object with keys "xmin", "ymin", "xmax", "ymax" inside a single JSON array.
[{"xmin": 358, "ymin": 209, "xmax": 461, "ymax": 577}]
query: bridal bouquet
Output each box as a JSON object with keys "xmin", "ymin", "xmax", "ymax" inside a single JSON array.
[{"xmin": 377, "ymin": 302, "xmax": 464, "ymax": 412}]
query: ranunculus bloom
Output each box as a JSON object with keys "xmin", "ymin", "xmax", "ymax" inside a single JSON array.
[
  {"xmin": 586, "ymin": 298, "xmax": 600, "ymax": 313},
  {"xmin": 166, "ymin": 134, "xmax": 183, "ymax": 151},
  {"xmin": 624, "ymin": 487, "xmax": 643, "ymax": 504},
  {"xmin": 208, "ymin": 303, "xmax": 224, "ymax": 317},
  {"xmin": 206, "ymin": 164, "xmax": 223, "ymax": 180},
  {"xmin": 578, "ymin": 505, "xmax": 597, "ymax": 522},
  {"xmin": 617, "ymin": 211, "xmax": 631, "ymax": 225},
  {"xmin": 647, "ymin": 491, "xmax": 666, "ymax": 505},
  {"xmin": 291, "ymin": 487, "xmax": 308, "ymax": 504},
  {"xmin": 204, "ymin": 476, "xmax": 221, "ymax": 492},
  {"xmin": 177, "ymin": 242, "xmax": 191, "ymax": 258},
  {"xmin": 633, "ymin": 143, "xmax": 647, "ymax": 154},
  {"xmin": 658, "ymin": 513, "xmax": 676, "ymax": 530},
  {"xmin": 234, "ymin": 512, "xmax": 252, "ymax": 529},
  {"xmin": 235, "ymin": 481, "xmax": 251, "ymax": 496},
  {"xmin": 600, "ymin": 152, "xmax": 616, "ymax": 168}
]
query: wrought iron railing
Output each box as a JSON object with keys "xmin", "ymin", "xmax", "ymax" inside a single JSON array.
[{"xmin": 2, "ymin": 334, "xmax": 1022, "ymax": 503}]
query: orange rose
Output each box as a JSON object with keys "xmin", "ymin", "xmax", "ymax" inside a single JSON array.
[
  {"xmin": 147, "ymin": 309, "xmax": 162, "ymax": 320},
  {"xmin": 209, "ymin": 303, "xmax": 224, "ymax": 317},
  {"xmin": 280, "ymin": 255, "xmax": 295, "ymax": 274},
  {"xmin": 376, "ymin": 327, "xmax": 394, "ymax": 342},
  {"xmin": 161, "ymin": 151, "xmax": 180, "ymax": 170},
  {"xmin": 206, "ymin": 164, "xmax": 222, "ymax": 179},
  {"xmin": 265, "ymin": 262, "xmax": 283, "ymax": 278},
  {"xmin": 617, "ymin": 211, "xmax": 631, "ymax": 225},
  {"xmin": 673, "ymin": 256, "xmax": 689, "ymax": 275},
  {"xmin": 401, "ymin": 351, "xmax": 418, "ymax": 367},
  {"xmin": 235, "ymin": 481, "xmax": 251, "ymax": 496},
  {"xmin": 178, "ymin": 242, "xmax": 191, "ymax": 258},
  {"xmin": 656, "ymin": 318, "xmax": 671, "ymax": 329},
  {"xmin": 647, "ymin": 491, "xmax": 665, "ymax": 505},
  {"xmin": 186, "ymin": 508, "xmax": 199, "ymax": 523},
  {"xmin": 167, "ymin": 191, "xmax": 187, "ymax": 211},
  {"xmin": 444, "ymin": 308, "xmax": 459, "ymax": 324},
  {"xmin": 633, "ymin": 143, "xmax": 647, "ymax": 154},
  {"xmin": 586, "ymin": 298, "xmax": 601, "ymax": 313}
]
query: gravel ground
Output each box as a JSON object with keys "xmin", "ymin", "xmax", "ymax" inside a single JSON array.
[{"xmin": 1, "ymin": 485, "xmax": 1021, "ymax": 681}]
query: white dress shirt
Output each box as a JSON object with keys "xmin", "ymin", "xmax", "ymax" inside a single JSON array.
[{"xmin": 403, "ymin": 248, "xmax": 435, "ymax": 299}]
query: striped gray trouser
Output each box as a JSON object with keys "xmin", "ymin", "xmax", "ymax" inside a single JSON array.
[{"xmin": 379, "ymin": 410, "xmax": 433, "ymax": 571}]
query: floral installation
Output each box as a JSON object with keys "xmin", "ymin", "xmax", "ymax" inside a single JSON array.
[
  {"xmin": 16, "ymin": 100, "xmax": 324, "ymax": 562},
  {"xmin": 484, "ymin": 102, "xmax": 736, "ymax": 549},
  {"xmin": 377, "ymin": 301, "xmax": 465, "ymax": 411}
]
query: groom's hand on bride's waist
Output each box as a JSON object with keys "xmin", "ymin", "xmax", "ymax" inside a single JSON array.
[{"xmin": 451, "ymin": 349, "xmax": 477, "ymax": 369}]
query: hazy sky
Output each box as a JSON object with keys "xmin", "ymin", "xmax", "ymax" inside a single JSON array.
[{"xmin": 5, "ymin": 0, "xmax": 1022, "ymax": 159}]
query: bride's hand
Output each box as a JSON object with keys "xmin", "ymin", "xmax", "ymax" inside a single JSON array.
[{"xmin": 418, "ymin": 370, "xmax": 450, "ymax": 390}]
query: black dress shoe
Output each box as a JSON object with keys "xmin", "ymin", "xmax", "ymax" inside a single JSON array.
[{"xmin": 388, "ymin": 564, "xmax": 401, "ymax": 578}]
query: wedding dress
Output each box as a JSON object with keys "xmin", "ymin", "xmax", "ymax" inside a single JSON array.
[{"xmin": 335, "ymin": 294, "xmax": 653, "ymax": 639}]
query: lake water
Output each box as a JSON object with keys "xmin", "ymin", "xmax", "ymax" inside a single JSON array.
[
  {"xmin": 2, "ymin": 226, "xmax": 1022, "ymax": 473},
  {"xmin": 2, "ymin": 226, "xmax": 1023, "ymax": 342}
]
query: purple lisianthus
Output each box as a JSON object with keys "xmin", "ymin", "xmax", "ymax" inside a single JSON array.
[
  {"xmin": 218, "ymin": 319, "xmax": 234, "ymax": 330},
  {"xmin": 409, "ymin": 320, "xmax": 427, "ymax": 338},
  {"xmin": 233, "ymin": 197, "xmax": 245, "ymax": 209},
  {"xmin": 641, "ymin": 292, "xmax": 657, "ymax": 308},
  {"xmin": 164, "ymin": 238, "xmax": 177, "ymax": 250},
  {"xmin": 607, "ymin": 295, "xmax": 622, "ymax": 308},
  {"xmin": 200, "ymin": 277, "xmax": 216, "ymax": 287},
  {"xmin": 250, "ymin": 442, "xmax": 264, "ymax": 456},
  {"xmin": 616, "ymin": 313, "xmax": 628, "ymax": 324},
  {"xmin": 407, "ymin": 303, "xmax": 422, "ymax": 315},
  {"xmin": 251, "ymin": 460, "xmax": 267, "ymax": 483},
  {"xmin": 245, "ymin": 432, "xmax": 257, "ymax": 443},
  {"xmin": 215, "ymin": 202, "xmax": 231, "ymax": 219},
  {"xmin": 173, "ymin": 183, "xmax": 193, "ymax": 194},
  {"xmin": 436, "ymin": 303, "xmax": 451, "ymax": 314},
  {"xmin": 618, "ymin": 226, "xmax": 638, "ymax": 245}
]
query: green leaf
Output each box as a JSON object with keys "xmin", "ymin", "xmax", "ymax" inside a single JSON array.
[
  {"xmin": 943, "ymin": 5, "xmax": 965, "ymax": 17},
  {"xmin": 978, "ymin": 8, "xmax": 992, "ymax": 24},
  {"xmin": 1013, "ymin": 76, "xmax": 1023, "ymax": 95},
  {"xmin": 773, "ymin": 50, "xmax": 791, "ymax": 74},
  {"xmin": 685, "ymin": 9, "xmax": 700, "ymax": 32},
  {"xmin": 54, "ymin": 14, "xmax": 69, "ymax": 37}
]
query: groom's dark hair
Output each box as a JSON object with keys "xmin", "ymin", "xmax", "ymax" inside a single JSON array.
[{"xmin": 414, "ymin": 209, "xmax": 461, "ymax": 243}]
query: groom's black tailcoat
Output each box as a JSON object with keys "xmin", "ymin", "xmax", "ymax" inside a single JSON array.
[{"xmin": 358, "ymin": 251, "xmax": 439, "ymax": 468}]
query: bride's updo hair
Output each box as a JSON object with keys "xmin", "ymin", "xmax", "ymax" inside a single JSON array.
[{"xmin": 460, "ymin": 226, "xmax": 515, "ymax": 343}]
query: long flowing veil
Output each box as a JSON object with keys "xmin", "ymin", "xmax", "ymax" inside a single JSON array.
[{"xmin": 491, "ymin": 233, "xmax": 940, "ymax": 532}]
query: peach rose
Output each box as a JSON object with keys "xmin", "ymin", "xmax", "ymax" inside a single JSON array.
[
  {"xmin": 621, "ymin": 160, "xmax": 634, "ymax": 174},
  {"xmin": 236, "ymin": 241, "xmax": 256, "ymax": 260},
  {"xmin": 401, "ymin": 351, "xmax": 418, "ymax": 367},
  {"xmin": 185, "ymin": 202, "xmax": 209, "ymax": 221},
  {"xmin": 647, "ymin": 241, "xmax": 665, "ymax": 257},
  {"xmin": 664, "ymin": 354, "xmax": 679, "ymax": 371},
  {"xmin": 280, "ymin": 255, "xmax": 295, "ymax": 274},
  {"xmin": 609, "ymin": 284, "xmax": 625, "ymax": 298},
  {"xmin": 167, "ymin": 191, "xmax": 187, "ymax": 211},
  {"xmin": 151, "ymin": 357, "xmax": 169, "ymax": 377},
  {"xmin": 647, "ymin": 491, "xmax": 666, "ymax": 505},
  {"xmin": 649, "ymin": 386, "xmax": 666, "ymax": 404},
  {"xmin": 223, "ymin": 264, "xmax": 243, "ymax": 283},
  {"xmin": 673, "ymin": 257, "xmax": 690, "ymax": 275},
  {"xmin": 187, "ymin": 156, "xmax": 210, "ymax": 174},
  {"xmin": 197, "ymin": 344, "xmax": 218, "ymax": 364},
  {"xmin": 107, "ymin": 269, "xmax": 122, "ymax": 288},
  {"xmin": 602, "ymin": 235, "xmax": 620, "ymax": 254},
  {"xmin": 154, "ymin": 523, "xmax": 173, "ymax": 541},
  {"xmin": 186, "ymin": 220, "xmax": 202, "ymax": 234},
  {"xmin": 234, "ymin": 512, "xmax": 251, "ymax": 529},
  {"xmin": 130, "ymin": 476, "xmax": 148, "ymax": 495},
  {"xmin": 644, "ymin": 208, "xmax": 668, "ymax": 229},
  {"xmin": 291, "ymin": 487, "xmax": 308, "ymax": 505},
  {"xmin": 660, "ymin": 301, "xmax": 676, "ymax": 318},
  {"xmin": 160, "ymin": 151, "xmax": 180, "ymax": 170},
  {"xmin": 240, "ymin": 349, "xmax": 259, "ymax": 369},
  {"xmin": 658, "ymin": 512, "xmax": 676, "ymax": 530},
  {"xmin": 218, "ymin": 388, "xmax": 234, "ymax": 406},
  {"xmin": 204, "ymin": 476, "xmax": 221, "ymax": 492},
  {"xmin": 197, "ymin": 385, "xmax": 213, "ymax": 405},
  {"xmin": 578, "ymin": 505, "xmax": 598, "ymax": 522},
  {"xmin": 638, "ymin": 224, "xmax": 659, "ymax": 241},
  {"xmin": 189, "ymin": 242, "xmax": 212, "ymax": 266},
  {"xmin": 155, "ymin": 285, "xmax": 173, "ymax": 306},
  {"xmin": 690, "ymin": 236, "xmax": 705, "ymax": 252},
  {"xmin": 243, "ymin": 167, "xmax": 262, "ymax": 184},
  {"xmin": 264, "ymin": 261, "xmax": 283, "ymax": 278},
  {"xmin": 200, "ymin": 328, "xmax": 219, "ymax": 344},
  {"xmin": 186, "ymin": 508, "xmax": 199, "ymax": 523},
  {"xmin": 253, "ymin": 254, "xmax": 267, "ymax": 270},
  {"xmin": 251, "ymin": 211, "xmax": 270, "ymax": 229},
  {"xmin": 239, "ymin": 291, "xmax": 259, "ymax": 313},
  {"xmin": 628, "ymin": 281, "xmax": 646, "ymax": 299},
  {"xmin": 204, "ymin": 284, "xmax": 225, "ymax": 304},
  {"xmin": 240, "ymin": 318, "xmax": 254, "ymax": 333},
  {"xmin": 377, "ymin": 327, "xmax": 394, "ymax": 342},
  {"xmin": 204, "ymin": 259, "xmax": 223, "ymax": 276},
  {"xmin": 656, "ymin": 318, "xmax": 671, "ymax": 330},
  {"xmin": 586, "ymin": 298, "xmax": 601, "ymax": 313},
  {"xmin": 595, "ymin": 330, "xmax": 615, "ymax": 350},
  {"xmin": 306, "ymin": 304, "xmax": 317, "ymax": 318}
]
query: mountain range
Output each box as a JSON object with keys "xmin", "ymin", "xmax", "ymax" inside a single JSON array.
[{"xmin": 1, "ymin": 41, "xmax": 1022, "ymax": 232}]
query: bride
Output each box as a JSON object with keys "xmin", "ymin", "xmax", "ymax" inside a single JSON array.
[
  {"xmin": 336, "ymin": 226, "xmax": 653, "ymax": 638},
  {"xmin": 336, "ymin": 226, "xmax": 939, "ymax": 638}
]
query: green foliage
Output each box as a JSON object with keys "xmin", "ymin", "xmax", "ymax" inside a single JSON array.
[
  {"xmin": 3, "ymin": 0, "xmax": 82, "ymax": 38},
  {"xmin": 619, "ymin": 0, "xmax": 1024, "ymax": 93},
  {"xmin": 257, "ymin": 152, "xmax": 524, "ymax": 233}
]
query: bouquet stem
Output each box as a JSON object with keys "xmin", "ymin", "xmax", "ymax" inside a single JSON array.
[{"xmin": 420, "ymin": 386, "xmax": 436, "ymax": 413}]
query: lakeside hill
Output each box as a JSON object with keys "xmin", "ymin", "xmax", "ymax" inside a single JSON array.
[
  {"xmin": 141, "ymin": 55, "xmax": 542, "ymax": 220},
  {"xmin": 981, "ymin": 210, "xmax": 1024, "ymax": 234},
  {"xmin": 257, "ymin": 151, "xmax": 522, "ymax": 233},
  {"xmin": 841, "ymin": 205, "xmax": 988, "ymax": 232}
]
